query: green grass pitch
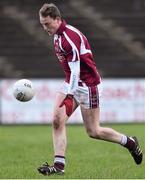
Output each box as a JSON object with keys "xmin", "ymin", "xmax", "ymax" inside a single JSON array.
[{"xmin": 0, "ymin": 124, "xmax": 144, "ymax": 179}]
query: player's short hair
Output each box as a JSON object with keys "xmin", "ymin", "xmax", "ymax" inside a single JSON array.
[{"xmin": 39, "ymin": 3, "xmax": 61, "ymax": 19}]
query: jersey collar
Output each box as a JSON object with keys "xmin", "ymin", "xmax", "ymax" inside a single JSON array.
[{"xmin": 56, "ymin": 20, "xmax": 67, "ymax": 35}]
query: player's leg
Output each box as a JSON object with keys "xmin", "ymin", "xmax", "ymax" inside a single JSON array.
[
  {"xmin": 81, "ymin": 107, "xmax": 123, "ymax": 143},
  {"xmin": 38, "ymin": 92, "xmax": 78, "ymax": 175},
  {"xmin": 78, "ymin": 84, "xmax": 123, "ymax": 143},
  {"xmin": 52, "ymin": 92, "xmax": 77, "ymax": 157},
  {"xmin": 79, "ymin": 83, "xmax": 143, "ymax": 165},
  {"xmin": 81, "ymin": 106, "xmax": 143, "ymax": 165},
  {"xmin": 52, "ymin": 92, "xmax": 70, "ymax": 157}
]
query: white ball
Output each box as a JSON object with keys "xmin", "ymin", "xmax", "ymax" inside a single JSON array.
[{"xmin": 13, "ymin": 79, "xmax": 35, "ymax": 102}]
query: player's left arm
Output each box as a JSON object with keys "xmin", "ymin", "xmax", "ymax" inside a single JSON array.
[
  {"xmin": 59, "ymin": 30, "xmax": 81, "ymax": 116},
  {"xmin": 59, "ymin": 59, "xmax": 80, "ymax": 116}
]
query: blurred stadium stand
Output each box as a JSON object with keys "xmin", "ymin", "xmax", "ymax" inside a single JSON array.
[{"xmin": 0, "ymin": 0, "xmax": 145, "ymax": 78}]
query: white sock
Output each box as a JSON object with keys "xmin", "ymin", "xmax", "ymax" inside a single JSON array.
[
  {"xmin": 54, "ymin": 155, "xmax": 65, "ymax": 165},
  {"xmin": 120, "ymin": 134, "xmax": 127, "ymax": 145}
]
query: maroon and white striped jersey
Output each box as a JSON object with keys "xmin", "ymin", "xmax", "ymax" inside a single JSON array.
[{"xmin": 54, "ymin": 20, "xmax": 101, "ymax": 95}]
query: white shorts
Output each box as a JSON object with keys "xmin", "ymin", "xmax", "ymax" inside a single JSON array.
[{"xmin": 58, "ymin": 82, "xmax": 102, "ymax": 109}]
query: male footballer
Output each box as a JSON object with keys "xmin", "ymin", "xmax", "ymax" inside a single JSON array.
[{"xmin": 37, "ymin": 3, "xmax": 143, "ymax": 175}]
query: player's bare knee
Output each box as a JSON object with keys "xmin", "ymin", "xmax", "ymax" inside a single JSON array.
[
  {"xmin": 87, "ymin": 128, "xmax": 101, "ymax": 139},
  {"xmin": 52, "ymin": 116, "xmax": 62, "ymax": 130},
  {"xmin": 86, "ymin": 128, "xmax": 95, "ymax": 138},
  {"xmin": 52, "ymin": 120, "xmax": 59, "ymax": 129}
]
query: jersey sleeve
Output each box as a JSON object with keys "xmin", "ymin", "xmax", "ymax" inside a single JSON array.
[{"xmin": 68, "ymin": 60, "xmax": 80, "ymax": 95}]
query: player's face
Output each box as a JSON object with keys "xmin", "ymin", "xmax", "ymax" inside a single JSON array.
[{"xmin": 40, "ymin": 15, "xmax": 61, "ymax": 36}]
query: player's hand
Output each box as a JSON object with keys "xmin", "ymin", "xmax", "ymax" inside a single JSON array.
[{"xmin": 59, "ymin": 94, "xmax": 74, "ymax": 116}]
